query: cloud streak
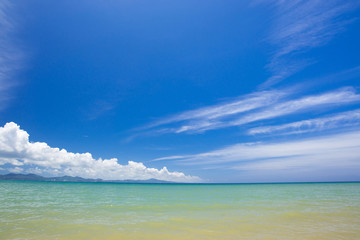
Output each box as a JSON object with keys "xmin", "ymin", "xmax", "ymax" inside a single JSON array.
[
  {"xmin": 144, "ymin": 90, "xmax": 287, "ymax": 130},
  {"xmin": 142, "ymin": 87, "xmax": 360, "ymax": 135},
  {"xmin": 248, "ymin": 109, "xmax": 360, "ymax": 135},
  {"xmin": 0, "ymin": 122, "xmax": 201, "ymax": 182},
  {"xmin": 260, "ymin": 0, "xmax": 359, "ymax": 87},
  {"xmin": 230, "ymin": 87, "xmax": 360, "ymax": 126},
  {"xmin": 138, "ymin": 89, "xmax": 288, "ymax": 135},
  {"xmin": 0, "ymin": 1, "xmax": 23, "ymax": 110},
  {"xmin": 154, "ymin": 130, "xmax": 360, "ymax": 174}
]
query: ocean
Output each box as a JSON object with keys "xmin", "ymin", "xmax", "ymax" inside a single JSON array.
[{"xmin": 1, "ymin": 181, "xmax": 359, "ymax": 239}]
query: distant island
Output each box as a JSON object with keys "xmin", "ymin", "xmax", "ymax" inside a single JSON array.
[{"xmin": 0, "ymin": 173, "xmax": 175, "ymax": 184}]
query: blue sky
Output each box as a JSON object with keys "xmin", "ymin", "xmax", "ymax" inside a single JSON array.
[{"xmin": 0, "ymin": 0, "xmax": 360, "ymax": 182}]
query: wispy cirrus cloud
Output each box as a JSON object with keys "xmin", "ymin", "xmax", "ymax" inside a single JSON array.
[
  {"xmin": 260, "ymin": 0, "xmax": 359, "ymax": 88},
  {"xmin": 0, "ymin": 122, "xmax": 201, "ymax": 182},
  {"xmin": 0, "ymin": 1, "xmax": 23, "ymax": 110},
  {"xmin": 144, "ymin": 90, "xmax": 288, "ymax": 130},
  {"xmin": 142, "ymin": 87, "xmax": 360, "ymax": 135},
  {"xmin": 132, "ymin": 89, "xmax": 288, "ymax": 136},
  {"xmin": 154, "ymin": 130, "xmax": 360, "ymax": 174},
  {"xmin": 230, "ymin": 87, "xmax": 360, "ymax": 126},
  {"xmin": 248, "ymin": 109, "xmax": 360, "ymax": 135}
]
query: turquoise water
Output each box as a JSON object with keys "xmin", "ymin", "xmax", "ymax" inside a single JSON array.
[{"xmin": 1, "ymin": 181, "xmax": 360, "ymax": 239}]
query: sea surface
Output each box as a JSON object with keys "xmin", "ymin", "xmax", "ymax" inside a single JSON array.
[{"xmin": 0, "ymin": 181, "xmax": 359, "ymax": 240}]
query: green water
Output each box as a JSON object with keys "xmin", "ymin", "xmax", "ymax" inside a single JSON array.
[{"xmin": 1, "ymin": 181, "xmax": 359, "ymax": 240}]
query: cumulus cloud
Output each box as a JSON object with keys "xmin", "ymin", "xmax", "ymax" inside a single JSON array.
[{"xmin": 0, "ymin": 122, "xmax": 201, "ymax": 182}]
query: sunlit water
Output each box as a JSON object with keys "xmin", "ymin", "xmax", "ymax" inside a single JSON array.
[{"xmin": 1, "ymin": 181, "xmax": 359, "ymax": 240}]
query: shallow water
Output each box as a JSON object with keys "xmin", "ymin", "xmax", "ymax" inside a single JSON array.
[{"xmin": 1, "ymin": 181, "xmax": 359, "ymax": 239}]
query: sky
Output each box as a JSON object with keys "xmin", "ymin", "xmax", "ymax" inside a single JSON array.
[{"xmin": 0, "ymin": 0, "xmax": 360, "ymax": 183}]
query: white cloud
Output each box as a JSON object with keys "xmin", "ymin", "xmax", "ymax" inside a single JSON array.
[
  {"xmin": 0, "ymin": 1, "xmax": 23, "ymax": 110},
  {"xmin": 7, "ymin": 166, "xmax": 23, "ymax": 173},
  {"xmin": 230, "ymin": 87, "xmax": 360, "ymax": 126},
  {"xmin": 260, "ymin": 0, "xmax": 359, "ymax": 87},
  {"xmin": 143, "ymin": 87, "xmax": 360, "ymax": 134},
  {"xmin": 0, "ymin": 122, "xmax": 201, "ymax": 182},
  {"xmin": 249, "ymin": 109, "xmax": 360, "ymax": 135},
  {"xmin": 144, "ymin": 90, "xmax": 287, "ymax": 130},
  {"xmin": 155, "ymin": 130, "xmax": 360, "ymax": 173},
  {"xmin": 138, "ymin": 89, "xmax": 289, "ymax": 135}
]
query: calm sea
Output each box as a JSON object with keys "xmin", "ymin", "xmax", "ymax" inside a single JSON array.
[{"xmin": 1, "ymin": 181, "xmax": 359, "ymax": 240}]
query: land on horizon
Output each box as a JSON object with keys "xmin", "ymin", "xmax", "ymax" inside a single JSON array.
[
  {"xmin": 1, "ymin": 173, "xmax": 359, "ymax": 185},
  {"xmin": 0, "ymin": 173, "xmax": 175, "ymax": 184}
]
